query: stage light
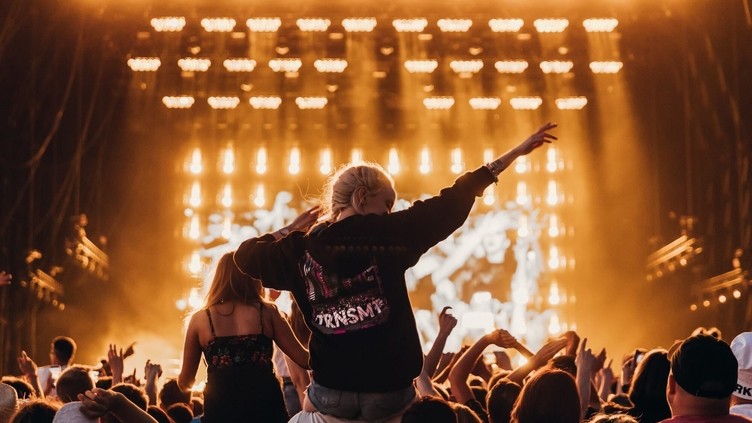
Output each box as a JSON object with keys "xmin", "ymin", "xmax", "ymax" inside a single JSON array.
[
  {"xmin": 449, "ymin": 60, "xmax": 483, "ymax": 74},
  {"xmin": 555, "ymin": 97, "xmax": 588, "ymax": 110},
  {"xmin": 387, "ymin": 148, "xmax": 400, "ymax": 175},
  {"xmin": 419, "ymin": 148, "xmax": 431, "ymax": 174},
  {"xmin": 549, "ymin": 214, "xmax": 561, "ymax": 237},
  {"xmin": 423, "ymin": 97, "xmax": 455, "ymax": 110},
  {"xmin": 393, "ymin": 18, "xmax": 428, "ymax": 32},
  {"xmin": 461, "ymin": 311, "xmax": 494, "ymax": 331},
  {"xmin": 246, "ymin": 18, "xmax": 281, "ymax": 32},
  {"xmin": 451, "ymin": 148, "xmax": 463, "ymax": 174},
  {"xmin": 342, "ymin": 18, "xmax": 377, "ymax": 32},
  {"xmin": 200, "ymin": 18, "xmax": 236, "ymax": 32},
  {"xmin": 590, "ymin": 61, "xmax": 624, "ymax": 73},
  {"xmin": 515, "ymin": 155, "xmax": 530, "ymax": 174},
  {"xmin": 188, "ymin": 252, "xmax": 202, "ymax": 273},
  {"xmin": 288, "ymin": 148, "xmax": 301, "ymax": 175},
  {"xmin": 690, "ymin": 303, "xmax": 698, "ymax": 311},
  {"xmin": 127, "ymin": 57, "xmax": 161, "ymax": 71},
  {"xmin": 483, "ymin": 149, "xmax": 494, "ymax": 163},
  {"xmin": 189, "ymin": 182, "xmax": 202, "ymax": 208},
  {"xmin": 320, "ymin": 149, "xmax": 333, "ymax": 174},
  {"xmin": 534, "ymin": 19, "xmax": 569, "ymax": 33},
  {"xmin": 222, "ymin": 216, "xmax": 232, "ymax": 239},
  {"xmin": 220, "ymin": 184, "xmax": 233, "ymax": 208},
  {"xmin": 516, "ymin": 181, "xmax": 530, "ymax": 205},
  {"xmin": 549, "ymin": 246, "xmax": 560, "ymax": 270},
  {"xmin": 189, "ymin": 148, "xmax": 202, "ymax": 174},
  {"xmin": 703, "ymin": 299, "xmax": 711, "ymax": 307},
  {"xmin": 719, "ymin": 294, "xmax": 727, "ymax": 304},
  {"xmin": 178, "ymin": 58, "xmax": 211, "ymax": 72},
  {"xmin": 188, "ymin": 216, "xmax": 200, "ymax": 240},
  {"xmin": 314, "ymin": 59, "xmax": 348, "ymax": 73},
  {"xmin": 540, "ymin": 60, "xmax": 574, "ymax": 74},
  {"xmin": 351, "ymin": 149, "xmax": 363, "ymax": 165},
  {"xmin": 223, "ymin": 58, "xmax": 256, "ymax": 72},
  {"xmin": 269, "ymin": 58, "xmax": 302, "ymax": 73},
  {"xmin": 548, "ymin": 313, "xmax": 561, "ymax": 335},
  {"xmin": 546, "ymin": 147, "xmax": 561, "ymax": 172},
  {"xmin": 437, "ymin": 18, "xmax": 473, "ymax": 32},
  {"xmin": 547, "ymin": 180, "xmax": 560, "ymax": 206},
  {"xmin": 495, "ymin": 60, "xmax": 528, "ymax": 73},
  {"xmin": 163, "ymin": 96, "xmax": 195, "ymax": 109},
  {"xmin": 253, "ymin": 184, "xmax": 265, "ymax": 207},
  {"xmin": 256, "ymin": 148, "xmax": 267, "ymax": 174},
  {"xmin": 208, "ymin": 96, "xmax": 240, "ymax": 109},
  {"xmin": 296, "ymin": 97, "xmax": 328, "ymax": 109},
  {"xmin": 489, "ymin": 18, "xmax": 524, "ymax": 32},
  {"xmin": 404, "ymin": 60, "xmax": 438, "ymax": 74},
  {"xmin": 733, "ymin": 289, "xmax": 742, "ymax": 299},
  {"xmin": 221, "ymin": 147, "xmax": 235, "ymax": 174},
  {"xmin": 583, "ymin": 18, "xmax": 619, "ymax": 32},
  {"xmin": 250, "ymin": 96, "xmax": 282, "ymax": 110},
  {"xmin": 469, "ymin": 97, "xmax": 501, "ymax": 110},
  {"xmin": 297, "ymin": 18, "xmax": 331, "ymax": 32},
  {"xmin": 482, "ymin": 186, "xmax": 495, "ymax": 205},
  {"xmin": 510, "ymin": 97, "xmax": 542, "ymax": 110},
  {"xmin": 151, "ymin": 17, "xmax": 186, "ymax": 32},
  {"xmin": 517, "ymin": 215, "xmax": 529, "ymax": 237}
]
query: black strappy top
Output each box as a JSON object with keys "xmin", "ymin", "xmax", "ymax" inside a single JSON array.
[{"xmin": 202, "ymin": 305, "xmax": 275, "ymax": 373}]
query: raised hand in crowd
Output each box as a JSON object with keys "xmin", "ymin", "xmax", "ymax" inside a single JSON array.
[
  {"xmin": 576, "ymin": 338, "xmax": 602, "ymax": 419},
  {"xmin": 144, "ymin": 359, "xmax": 163, "ymax": 406},
  {"xmin": 595, "ymin": 358, "xmax": 615, "ymax": 402},
  {"xmin": 449, "ymin": 328, "xmax": 518, "ymax": 405},
  {"xmin": 17, "ymin": 350, "xmax": 44, "ymax": 398},
  {"xmin": 78, "ymin": 388, "xmax": 158, "ymax": 422},
  {"xmin": 108, "ymin": 344, "xmax": 126, "ymax": 385},
  {"xmin": 507, "ymin": 336, "xmax": 569, "ymax": 385},
  {"xmin": 417, "ymin": 306, "xmax": 459, "ymax": 396},
  {"xmin": 563, "ymin": 330, "xmax": 581, "ymax": 356}
]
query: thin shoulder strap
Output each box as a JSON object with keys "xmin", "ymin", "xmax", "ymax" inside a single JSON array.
[
  {"xmin": 258, "ymin": 302, "xmax": 264, "ymax": 329},
  {"xmin": 205, "ymin": 309, "xmax": 216, "ymax": 337}
]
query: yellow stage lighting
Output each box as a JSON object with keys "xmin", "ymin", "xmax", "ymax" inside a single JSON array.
[
  {"xmin": 269, "ymin": 58, "xmax": 302, "ymax": 73},
  {"xmin": 549, "ymin": 245, "xmax": 560, "ymax": 269},
  {"xmin": 534, "ymin": 19, "xmax": 569, "ymax": 33},
  {"xmin": 150, "ymin": 17, "xmax": 186, "ymax": 32},
  {"xmin": 223, "ymin": 58, "xmax": 256, "ymax": 72},
  {"xmin": 222, "ymin": 148, "xmax": 235, "ymax": 174},
  {"xmin": 393, "ymin": 18, "xmax": 428, "ymax": 32},
  {"xmin": 469, "ymin": 97, "xmax": 501, "ymax": 110},
  {"xmin": 387, "ymin": 148, "xmax": 400, "ymax": 175},
  {"xmin": 489, "ymin": 18, "xmax": 524, "ymax": 32},
  {"xmin": 482, "ymin": 186, "xmax": 495, "ymax": 205},
  {"xmin": 320, "ymin": 149, "xmax": 333, "ymax": 174},
  {"xmin": 547, "ymin": 180, "xmax": 560, "ymax": 206},
  {"xmin": 517, "ymin": 215, "xmax": 529, "ymax": 237},
  {"xmin": 342, "ymin": 18, "xmax": 377, "ymax": 32},
  {"xmin": 510, "ymin": 97, "xmax": 542, "ymax": 110},
  {"xmin": 555, "ymin": 97, "xmax": 588, "ymax": 110},
  {"xmin": 549, "ymin": 214, "xmax": 560, "ymax": 237},
  {"xmin": 495, "ymin": 60, "xmax": 528, "ymax": 73},
  {"xmin": 515, "ymin": 155, "xmax": 530, "ymax": 174},
  {"xmin": 201, "ymin": 18, "xmax": 236, "ymax": 32},
  {"xmin": 350, "ymin": 149, "xmax": 363, "ymax": 165},
  {"xmin": 162, "ymin": 96, "xmax": 195, "ymax": 109},
  {"xmin": 288, "ymin": 148, "xmax": 301, "ymax": 175},
  {"xmin": 483, "ymin": 149, "xmax": 494, "ymax": 163},
  {"xmin": 419, "ymin": 148, "xmax": 431, "ymax": 174},
  {"xmin": 297, "ymin": 18, "xmax": 331, "ymax": 32},
  {"xmin": 256, "ymin": 148, "xmax": 267, "ymax": 174},
  {"xmin": 583, "ymin": 18, "xmax": 619, "ymax": 32},
  {"xmin": 127, "ymin": 57, "xmax": 161, "ymax": 72},
  {"xmin": 189, "ymin": 182, "xmax": 202, "ymax": 208},
  {"xmin": 221, "ymin": 184, "xmax": 233, "ymax": 208},
  {"xmin": 423, "ymin": 97, "xmax": 455, "ymax": 110},
  {"xmin": 548, "ymin": 281, "xmax": 561, "ymax": 305},
  {"xmin": 451, "ymin": 148, "xmax": 463, "ymax": 174},
  {"xmin": 178, "ymin": 58, "xmax": 211, "ymax": 72},
  {"xmin": 719, "ymin": 294, "xmax": 727, "ymax": 304},
  {"xmin": 516, "ymin": 181, "xmax": 530, "ymax": 206},
  {"xmin": 188, "ymin": 216, "xmax": 201, "ymax": 240},
  {"xmin": 250, "ymin": 96, "xmax": 282, "ymax": 110},
  {"xmin": 246, "ymin": 18, "xmax": 281, "ymax": 32},
  {"xmin": 314, "ymin": 59, "xmax": 348, "ymax": 73},
  {"xmin": 188, "ymin": 251, "xmax": 202, "ymax": 273},
  {"xmin": 733, "ymin": 289, "xmax": 742, "ymax": 299},
  {"xmin": 546, "ymin": 147, "xmax": 560, "ymax": 172},
  {"xmin": 540, "ymin": 60, "xmax": 574, "ymax": 74},
  {"xmin": 404, "ymin": 60, "xmax": 438, "ymax": 73},
  {"xmin": 548, "ymin": 313, "xmax": 561, "ymax": 335},
  {"xmin": 253, "ymin": 185, "xmax": 265, "ymax": 207},
  {"xmin": 189, "ymin": 148, "xmax": 202, "ymax": 174},
  {"xmin": 449, "ymin": 60, "xmax": 483, "ymax": 74},
  {"xmin": 437, "ymin": 18, "xmax": 473, "ymax": 32},
  {"xmin": 590, "ymin": 61, "xmax": 624, "ymax": 73},
  {"xmin": 703, "ymin": 299, "xmax": 711, "ymax": 307},
  {"xmin": 208, "ymin": 96, "xmax": 240, "ymax": 110},
  {"xmin": 222, "ymin": 216, "xmax": 232, "ymax": 239},
  {"xmin": 296, "ymin": 97, "xmax": 328, "ymax": 109}
]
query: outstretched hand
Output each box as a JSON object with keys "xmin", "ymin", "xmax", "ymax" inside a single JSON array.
[
  {"xmin": 17, "ymin": 350, "xmax": 38, "ymax": 377},
  {"xmin": 517, "ymin": 122, "xmax": 558, "ymax": 155},
  {"xmin": 437, "ymin": 307, "xmax": 458, "ymax": 335},
  {"xmin": 108, "ymin": 344, "xmax": 125, "ymax": 383}
]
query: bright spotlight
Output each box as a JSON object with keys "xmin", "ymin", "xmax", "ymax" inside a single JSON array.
[
  {"xmin": 269, "ymin": 58, "xmax": 302, "ymax": 73},
  {"xmin": 540, "ymin": 61, "xmax": 574, "ymax": 74},
  {"xmin": 419, "ymin": 148, "xmax": 431, "ymax": 174},
  {"xmin": 404, "ymin": 60, "xmax": 439, "ymax": 74},
  {"xmin": 423, "ymin": 97, "xmax": 455, "ymax": 110},
  {"xmin": 223, "ymin": 58, "xmax": 256, "ymax": 72},
  {"xmin": 295, "ymin": 97, "xmax": 328, "ymax": 109},
  {"xmin": 151, "ymin": 17, "xmax": 186, "ymax": 32},
  {"xmin": 583, "ymin": 18, "xmax": 619, "ymax": 33},
  {"xmin": 297, "ymin": 18, "xmax": 331, "ymax": 32},
  {"xmin": 449, "ymin": 60, "xmax": 483, "ymax": 74},
  {"xmin": 509, "ymin": 97, "xmax": 542, "ymax": 110},
  {"xmin": 388, "ymin": 148, "xmax": 400, "ymax": 175},
  {"xmin": 437, "ymin": 19, "xmax": 473, "ymax": 32},
  {"xmin": 208, "ymin": 97, "xmax": 240, "ymax": 110},
  {"xmin": 246, "ymin": 18, "xmax": 281, "ymax": 32},
  {"xmin": 250, "ymin": 96, "xmax": 282, "ymax": 110},
  {"xmin": 178, "ymin": 58, "xmax": 211, "ymax": 72},
  {"xmin": 200, "ymin": 18, "xmax": 236, "ymax": 32},
  {"xmin": 590, "ymin": 61, "xmax": 623, "ymax": 73},
  {"xmin": 342, "ymin": 18, "xmax": 377, "ymax": 32},
  {"xmin": 469, "ymin": 97, "xmax": 501, "ymax": 110},
  {"xmin": 495, "ymin": 60, "xmax": 528, "ymax": 73},
  {"xmin": 534, "ymin": 19, "xmax": 569, "ymax": 33},
  {"xmin": 162, "ymin": 96, "xmax": 195, "ymax": 109},
  {"xmin": 555, "ymin": 97, "xmax": 588, "ymax": 110},
  {"xmin": 489, "ymin": 18, "xmax": 524, "ymax": 32},
  {"xmin": 393, "ymin": 18, "xmax": 428, "ymax": 32},
  {"xmin": 127, "ymin": 57, "xmax": 161, "ymax": 72},
  {"xmin": 288, "ymin": 148, "xmax": 301, "ymax": 175},
  {"xmin": 314, "ymin": 59, "xmax": 348, "ymax": 73}
]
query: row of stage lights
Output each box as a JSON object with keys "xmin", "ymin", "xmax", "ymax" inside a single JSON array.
[
  {"xmin": 157, "ymin": 95, "xmax": 591, "ymax": 111},
  {"xmin": 128, "ymin": 57, "xmax": 624, "ymax": 75},
  {"xmin": 690, "ymin": 289, "xmax": 745, "ymax": 311},
  {"xmin": 181, "ymin": 146, "xmax": 567, "ymax": 177},
  {"xmin": 149, "ymin": 17, "xmax": 619, "ymax": 33}
]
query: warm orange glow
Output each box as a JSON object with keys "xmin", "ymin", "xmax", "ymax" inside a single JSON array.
[
  {"xmin": 188, "ymin": 216, "xmax": 200, "ymax": 240},
  {"xmin": 517, "ymin": 215, "xmax": 529, "ymax": 237},
  {"xmin": 256, "ymin": 148, "xmax": 267, "ymax": 174},
  {"xmin": 189, "ymin": 182, "xmax": 201, "ymax": 208},
  {"xmin": 548, "ymin": 313, "xmax": 561, "ymax": 335},
  {"xmin": 516, "ymin": 181, "xmax": 529, "ymax": 205},
  {"xmin": 150, "ymin": 17, "xmax": 185, "ymax": 32},
  {"xmin": 208, "ymin": 97, "xmax": 240, "ymax": 109},
  {"xmin": 549, "ymin": 245, "xmax": 560, "ymax": 269},
  {"xmin": 515, "ymin": 155, "xmax": 530, "ymax": 174},
  {"xmin": 189, "ymin": 148, "xmax": 202, "ymax": 174},
  {"xmin": 223, "ymin": 59, "xmax": 256, "ymax": 72},
  {"xmin": 404, "ymin": 60, "xmax": 438, "ymax": 74},
  {"xmin": 188, "ymin": 252, "xmax": 202, "ymax": 274},
  {"xmin": 387, "ymin": 148, "xmax": 400, "ymax": 175},
  {"xmin": 437, "ymin": 19, "xmax": 473, "ymax": 32},
  {"xmin": 220, "ymin": 184, "xmax": 232, "ymax": 208},
  {"xmin": 127, "ymin": 57, "xmax": 161, "ymax": 72},
  {"xmin": 423, "ymin": 97, "xmax": 455, "ymax": 110},
  {"xmin": 510, "ymin": 97, "xmax": 542, "ymax": 110},
  {"xmin": 288, "ymin": 148, "xmax": 301, "ymax": 175},
  {"xmin": 495, "ymin": 60, "xmax": 528, "ymax": 74},
  {"xmin": 733, "ymin": 289, "xmax": 742, "ymax": 299},
  {"xmin": 482, "ymin": 186, "xmax": 495, "ymax": 205},
  {"xmin": 548, "ymin": 281, "xmax": 561, "ymax": 305},
  {"xmin": 469, "ymin": 97, "xmax": 501, "ymax": 110},
  {"xmin": 177, "ymin": 58, "xmax": 211, "ymax": 72},
  {"xmin": 296, "ymin": 97, "xmax": 328, "ymax": 109},
  {"xmin": 583, "ymin": 18, "xmax": 619, "ymax": 32},
  {"xmin": 449, "ymin": 60, "xmax": 483, "ymax": 74},
  {"xmin": 533, "ymin": 19, "xmax": 569, "ymax": 33},
  {"xmin": 590, "ymin": 61, "xmax": 624, "ymax": 74},
  {"xmin": 296, "ymin": 18, "xmax": 331, "ymax": 32},
  {"xmin": 393, "ymin": 18, "xmax": 428, "ymax": 32},
  {"xmin": 342, "ymin": 18, "xmax": 377, "ymax": 32},
  {"xmin": 253, "ymin": 185, "xmax": 265, "ymax": 208},
  {"xmin": 546, "ymin": 180, "xmax": 560, "ymax": 206},
  {"xmin": 419, "ymin": 148, "xmax": 431, "ymax": 174},
  {"xmin": 268, "ymin": 58, "xmax": 302, "ymax": 73},
  {"xmin": 314, "ymin": 59, "xmax": 348, "ymax": 73},
  {"xmin": 451, "ymin": 148, "xmax": 464, "ymax": 174},
  {"xmin": 489, "ymin": 18, "xmax": 524, "ymax": 32},
  {"xmin": 200, "ymin": 18, "xmax": 236, "ymax": 32},
  {"xmin": 556, "ymin": 97, "xmax": 588, "ymax": 110},
  {"xmin": 250, "ymin": 96, "xmax": 282, "ymax": 110},
  {"xmin": 549, "ymin": 214, "xmax": 560, "ymax": 237},
  {"xmin": 320, "ymin": 149, "xmax": 333, "ymax": 174},
  {"xmin": 540, "ymin": 61, "xmax": 574, "ymax": 74},
  {"xmin": 719, "ymin": 294, "xmax": 727, "ymax": 303},
  {"xmin": 246, "ymin": 18, "xmax": 281, "ymax": 32},
  {"xmin": 222, "ymin": 147, "xmax": 235, "ymax": 174},
  {"xmin": 162, "ymin": 96, "xmax": 195, "ymax": 109},
  {"xmin": 483, "ymin": 149, "xmax": 495, "ymax": 163},
  {"xmin": 350, "ymin": 149, "xmax": 363, "ymax": 165},
  {"xmin": 222, "ymin": 216, "xmax": 232, "ymax": 239},
  {"xmin": 546, "ymin": 147, "xmax": 559, "ymax": 172}
]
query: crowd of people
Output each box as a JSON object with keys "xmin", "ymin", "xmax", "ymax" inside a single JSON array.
[{"xmin": 1, "ymin": 124, "xmax": 751, "ymax": 422}]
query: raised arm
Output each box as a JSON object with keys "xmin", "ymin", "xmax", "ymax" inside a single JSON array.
[
  {"xmin": 449, "ymin": 329, "xmax": 518, "ymax": 405},
  {"xmin": 177, "ymin": 313, "xmax": 202, "ymax": 393},
  {"xmin": 17, "ymin": 350, "xmax": 44, "ymax": 398},
  {"xmin": 79, "ymin": 388, "xmax": 159, "ymax": 422},
  {"xmin": 423, "ymin": 306, "xmax": 458, "ymax": 378},
  {"xmin": 507, "ymin": 336, "xmax": 568, "ymax": 385},
  {"xmin": 484, "ymin": 122, "xmax": 558, "ymax": 179}
]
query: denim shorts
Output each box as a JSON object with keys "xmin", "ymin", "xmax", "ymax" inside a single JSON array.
[{"xmin": 307, "ymin": 379, "xmax": 417, "ymax": 422}]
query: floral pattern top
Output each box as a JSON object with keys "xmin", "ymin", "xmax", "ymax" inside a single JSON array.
[{"xmin": 203, "ymin": 334, "xmax": 274, "ymax": 372}]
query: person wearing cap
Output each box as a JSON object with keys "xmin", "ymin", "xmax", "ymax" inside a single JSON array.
[
  {"xmin": 663, "ymin": 334, "xmax": 752, "ymax": 422},
  {"xmin": 730, "ymin": 332, "xmax": 752, "ymax": 419}
]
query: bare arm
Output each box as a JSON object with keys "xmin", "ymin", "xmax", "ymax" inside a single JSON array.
[
  {"xmin": 449, "ymin": 329, "xmax": 518, "ymax": 405},
  {"xmin": 507, "ymin": 337, "xmax": 568, "ymax": 385},
  {"xmin": 283, "ymin": 354, "xmax": 310, "ymax": 406},
  {"xmin": 423, "ymin": 307, "xmax": 458, "ymax": 378},
  {"xmin": 484, "ymin": 122, "xmax": 558, "ymax": 178},
  {"xmin": 270, "ymin": 305, "xmax": 310, "ymax": 370},
  {"xmin": 79, "ymin": 388, "xmax": 158, "ymax": 422},
  {"xmin": 17, "ymin": 351, "xmax": 44, "ymax": 398},
  {"xmin": 576, "ymin": 338, "xmax": 599, "ymax": 420},
  {"xmin": 177, "ymin": 314, "xmax": 202, "ymax": 392}
]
